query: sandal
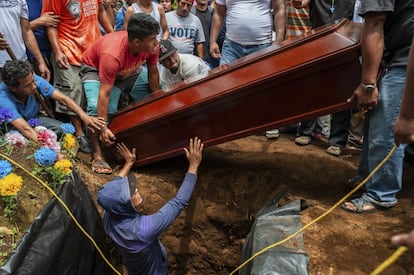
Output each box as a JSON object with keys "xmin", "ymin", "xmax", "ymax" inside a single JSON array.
[
  {"xmin": 92, "ymin": 159, "xmax": 113, "ymax": 174},
  {"xmin": 341, "ymin": 197, "xmax": 378, "ymax": 213}
]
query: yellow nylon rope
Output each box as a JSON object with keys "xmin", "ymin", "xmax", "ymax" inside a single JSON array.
[
  {"xmin": 371, "ymin": 246, "xmax": 408, "ymax": 275},
  {"xmin": 230, "ymin": 145, "xmax": 398, "ymax": 275},
  {"xmin": 0, "ymin": 153, "xmax": 122, "ymax": 275}
]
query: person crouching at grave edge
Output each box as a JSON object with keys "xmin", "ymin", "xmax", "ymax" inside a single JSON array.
[
  {"xmin": 158, "ymin": 39, "xmax": 210, "ymax": 89},
  {"xmin": 0, "ymin": 60, "xmax": 105, "ymax": 142},
  {"xmin": 79, "ymin": 13, "xmax": 161, "ymax": 174}
]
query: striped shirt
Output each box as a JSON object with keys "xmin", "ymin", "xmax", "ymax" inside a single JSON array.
[{"xmin": 286, "ymin": 1, "xmax": 312, "ymax": 39}]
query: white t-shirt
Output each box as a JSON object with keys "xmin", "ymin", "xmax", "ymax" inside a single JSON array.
[
  {"xmin": 160, "ymin": 53, "xmax": 209, "ymax": 88},
  {"xmin": 216, "ymin": 0, "xmax": 273, "ymax": 45},
  {"xmin": 0, "ymin": 0, "xmax": 29, "ymax": 67}
]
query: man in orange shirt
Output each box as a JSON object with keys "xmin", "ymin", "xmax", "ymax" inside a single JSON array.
[{"xmin": 42, "ymin": 0, "xmax": 113, "ymax": 153}]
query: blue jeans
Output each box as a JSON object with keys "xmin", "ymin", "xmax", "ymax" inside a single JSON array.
[
  {"xmin": 219, "ymin": 38, "xmax": 272, "ymax": 66},
  {"xmin": 358, "ymin": 67, "xmax": 407, "ymax": 207}
]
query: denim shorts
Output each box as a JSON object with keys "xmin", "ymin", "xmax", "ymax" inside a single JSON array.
[{"xmin": 83, "ymin": 81, "xmax": 122, "ymax": 116}]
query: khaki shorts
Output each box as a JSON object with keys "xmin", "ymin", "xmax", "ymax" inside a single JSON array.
[{"xmin": 51, "ymin": 55, "xmax": 84, "ymax": 115}]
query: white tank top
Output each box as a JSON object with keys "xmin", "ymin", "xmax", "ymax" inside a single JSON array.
[{"xmin": 132, "ymin": 2, "xmax": 162, "ymax": 39}]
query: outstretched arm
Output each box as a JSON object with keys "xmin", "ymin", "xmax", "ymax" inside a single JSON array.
[
  {"xmin": 116, "ymin": 142, "xmax": 136, "ymax": 177},
  {"xmin": 140, "ymin": 137, "xmax": 204, "ymax": 240},
  {"xmin": 10, "ymin": 118, "xmax": 38, "ymax": 141},
  {"xmin": 51, "ymin": 89, "xmax": 106, "ymax": 133}
]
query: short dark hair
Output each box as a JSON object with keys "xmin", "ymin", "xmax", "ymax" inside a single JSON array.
[
  {"xmin": 127, "ymin": 13, "xmax": 160, "ymax": 41},
  {"xmin": 159, "ymin": 0, "xmax": 175, "ymax": 4},
  {"xmin": 2, "ymin": 60, "xmax": 33, "ymax": 87}
]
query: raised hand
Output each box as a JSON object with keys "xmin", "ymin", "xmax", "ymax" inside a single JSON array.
[{"xmin": 184, "ymin": 137, "xmax": 203, "ymax": 174}]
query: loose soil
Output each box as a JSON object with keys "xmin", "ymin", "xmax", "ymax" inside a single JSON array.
[{"xmin": 1, "ymin": 133, "xmax": 414, "ymax": 274}]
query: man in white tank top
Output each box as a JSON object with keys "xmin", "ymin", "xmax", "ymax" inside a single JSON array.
[{"xmin": 124, "ymin": 0, "xmax": 169, "ymax": 40}]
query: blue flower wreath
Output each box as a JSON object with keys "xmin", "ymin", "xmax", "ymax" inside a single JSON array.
[
  {"xmin": 0, "ymin": 109, "xmax": 13, "ymax": 124},
  {"xmin": 0, "ymin": 160, "xmax": 12, "ymax": 179},
  {"xmin": 28, "ymin": 118, "xmax": 42, "ymax": 127},
  {"xmin": 60, "ymin": 123, "xmax": 76, "ymax": 135},
  {"xmin": 34, "ymin": 147, "xmax": 57, "ymax": 166}
]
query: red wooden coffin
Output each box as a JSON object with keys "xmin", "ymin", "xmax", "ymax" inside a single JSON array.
[{"xmin": 109, "ymin": 19, "xmax": 362, "ymax": 166}]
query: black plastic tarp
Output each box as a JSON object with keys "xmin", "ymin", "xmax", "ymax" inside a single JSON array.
[
  {"xmin": 0, "ymin": 171, "xmax": 112, "ymax": 275},
  {"xmin": 240, "ymin": 192, "xmax": 309, "ymax": 275}
]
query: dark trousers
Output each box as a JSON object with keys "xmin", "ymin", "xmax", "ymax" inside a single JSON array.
[
  {"xmin": 298, "ymin": 119, "xmax": 321, "ymax": 137},
  {"xmin": 328, "ymin": 110, "xmax": 351, "ymax": 148}
]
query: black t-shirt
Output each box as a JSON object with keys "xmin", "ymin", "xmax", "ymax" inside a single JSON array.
[
  {"xmin": 360, "ymin": 0, "xmax": 414, "ymax": 67},
  {"xmin": 309, "ymin": 0, "xmax": 356, "ymax": 29}
]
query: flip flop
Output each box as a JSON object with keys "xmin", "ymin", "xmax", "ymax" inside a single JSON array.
[
  {"xmin": 341, "ymin": 197, "xmax": 378, "ymax": 214},
  {"xmin": 92, "ymin": 159, "xmax": 113, "ymax": 174}
]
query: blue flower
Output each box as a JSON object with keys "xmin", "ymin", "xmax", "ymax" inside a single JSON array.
[
  {"xmin": 34, "ymin": 147, "xmax": 57, "ymax": 166},
  {"xmin": 28, "ymin": 118, "xmax": 42, "ymax": 127},
  {"xmin": 0, "ymin": 160, "xmax": 12, "ymax": 179},
  {"xmin": 0, "ymin": 108, "xmax": 13, "ymax": 124},
  {"xmin": 60, "ymin": 123, "xmax": 75, "ymax": 134}
]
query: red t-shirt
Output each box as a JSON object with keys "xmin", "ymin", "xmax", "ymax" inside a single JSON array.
[{"xmin": 82, "ymin": 31, "xmax": 159, "ymax": 84}]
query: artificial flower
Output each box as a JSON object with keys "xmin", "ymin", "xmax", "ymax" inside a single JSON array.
[
  {"xmin": 60, "ymin": 123, "xmax": 75, "ymax": 135},
  {"xmin": 28, "ymin": 118, "xmax": 42, "ymax": 127},
  {"xmin": 4, "ymin": 130, "xmax": 29, "ymax": 147},
  {"xmin": 0, "ymin": 108, "xmax": 12, "ymax": 124},
  {"xmin": 37, "ymin": 128, "xmax": 60, "ymax": 152},
  {"xmin": 62, "ymin": 133, "xmax": 76, "ymax": 151},
  {"xmin": 34, "ymin": 146, "xmax": 57, "ymax": 166},
  {"xmin": 0, "ymin": 160, "xmax": 12, "ymax": 179},
  {"xmin": 54, "ymin": 159, "xmax": 73, "ymax": 175},
  {"xmin": 0, "ymin": 173, "xmax": 23, "ymax": 196}
]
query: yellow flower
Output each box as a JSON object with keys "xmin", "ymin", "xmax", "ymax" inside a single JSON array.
[
  {"xmin": 54, "ymin": 159, "xmax": 73, "ymax": 175},
  {"xmin": 0, "ymin": 173, "xmax": 23, "ymax": 196},
  {"xmin": 62, "ymin": 133, "xmax": 76, "ymax": 151}
]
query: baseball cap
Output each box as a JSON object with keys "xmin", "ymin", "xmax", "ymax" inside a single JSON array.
[{"xmin": 159, "ymin": 40, "xmax": 177, "ymax": 62}]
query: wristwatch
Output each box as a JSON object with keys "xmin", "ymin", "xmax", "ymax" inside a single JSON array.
[{"xmin": 360, "ymin": 83, "xmax": 377, "ymax": 94}]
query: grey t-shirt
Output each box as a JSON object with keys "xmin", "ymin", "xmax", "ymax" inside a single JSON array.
[{"xmin": 166, "ymin": 11, "xmax": 205, "ymax": 55}]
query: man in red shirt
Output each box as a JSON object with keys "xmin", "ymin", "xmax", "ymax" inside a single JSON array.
[{"xmin": 80, "ymin": 13, "xmax": 160, "ymax": 174}]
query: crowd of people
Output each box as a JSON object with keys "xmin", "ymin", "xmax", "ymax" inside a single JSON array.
[{"xmin": 1, "ymin": 0, "xmax": 414, "ymax": 273}]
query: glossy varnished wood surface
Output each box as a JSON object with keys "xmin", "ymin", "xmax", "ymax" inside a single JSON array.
[{"xmin": 109, "ymin": 19, "xmax": 362, "ymax": 166}]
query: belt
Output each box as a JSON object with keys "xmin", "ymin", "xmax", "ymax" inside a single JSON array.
[{"xmin": 241, "ymin": 44, "xmax": 261, "ymax": 49}]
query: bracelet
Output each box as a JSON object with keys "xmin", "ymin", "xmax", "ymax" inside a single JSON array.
[{"xmin": 100, "ymin": 127, "xmax": 108, "ymax": 132}]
